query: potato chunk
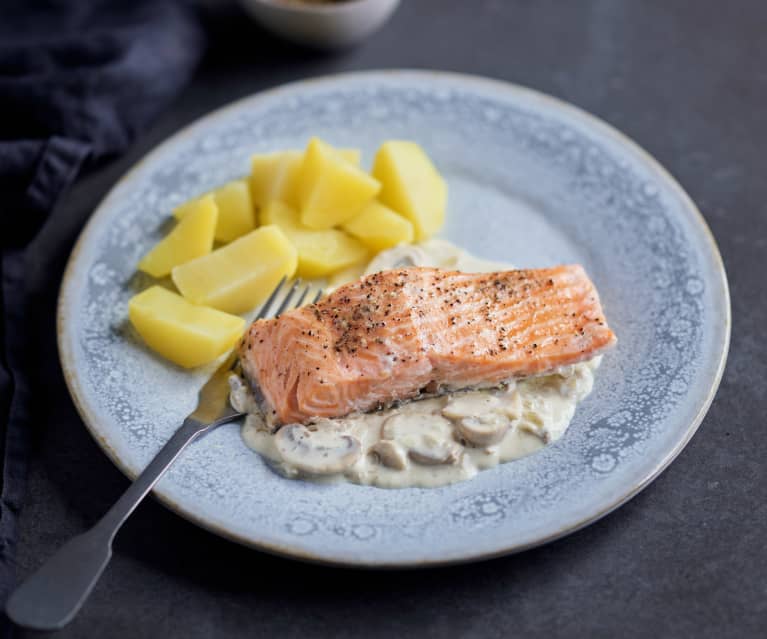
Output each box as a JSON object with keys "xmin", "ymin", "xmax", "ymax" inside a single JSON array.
[
  {"xmin": 295, "ymin": 232, "xmax": 369, "ymax": 279},
  {"xmin": 250, "ymin": 147, "xmax": 360, "ymax": 210},
  {"xmin": 337, "ymin": 148, "xmax": 361, "ymax": 165},
  {"xmin": 174, "ymin": 181, "xmax": 255, "ymax": 244},
  {"xmin": 250, "ymin": 151, "xmax": 303, "ymax": 208},
  {"xmin": 261, "ymin": 201, "xmax": 369, "ymax": 278},
  {"xmin": 372, "ymin": 141, "xmax": 447, "ymax": 240},
  {"xmin": 172, "ymin": 225, "xmax": 297, "ymax": 314},
  {"xmin": 211, "ymin": 180, "xmax": 255, "ymax": 242},
  {"xmin": 298, "ymin": 138, "xmax": 380, "ymax": 229},
  {"xmin": 129, "ymin": 286, "xmax": 245, "ymax": 368},
  {"xmin": 342, "ymin": 201, "xmax": 414, "ymax": 251},
  {"xmin": 139, "ymin": 195, "xmax": 217, "ymax": 277}
]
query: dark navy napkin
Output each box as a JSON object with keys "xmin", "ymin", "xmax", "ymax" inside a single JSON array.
[{"xmin": 0, "ymin": 0, "xmax": 205, "ymax": 613}]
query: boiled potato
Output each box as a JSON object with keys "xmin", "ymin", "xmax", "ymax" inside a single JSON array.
[
  {"xmin": 298, "ymin": 137, "xmax": 380, "ymax": 229},
  {"xmin": 342, "ymin": 200, "xmax": 414, "ymax": 251},
  {"xmin": 250, "ymin": 151, "xmax": 303, "ymax": 209},
  {"xmin": 173, "ymin": 198, "xmax": 199, "ymax": 220},
  {"xmin": 211, "ymin": 180, "xmax": 255, "ymax": 242},
  {"xmin": 250, "ymin": 147, "xmax": 360, "ymax": 210},
  {"xmin": 174, "ymin": 181, "xmax": 255, "ymax": 243},
  {"xmin": 172, "ymin": 225, "xmax": 297, "ymax": 314},
  {"xmin": 129, "ymin": 286, "xmax": 245, "ymax": 368},
  {"xmin": 337, "ymin": 148, "xmax": 361, "ymax": 165},
  {"xmin": 261, "ymin": 201, "xmax": 369, "ymax": 278},
  {"xmin": 259, "ymin": 198, "xmax": 295, "ymax": 228},
  {"xmin": 295, "ymin": 232, "xmax": 369, "ymax": 279},
  {"xmin": 139, "ymin": 195, "xmax": 217, "ymax": 277},
  {"xmin": 372, "ymin": 141, "xmax": 447, "ymax": 240}
]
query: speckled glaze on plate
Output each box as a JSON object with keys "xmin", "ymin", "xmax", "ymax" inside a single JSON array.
[{"xmin": 58, "ymin": 71, "xmax": 729, "ymax": 567}]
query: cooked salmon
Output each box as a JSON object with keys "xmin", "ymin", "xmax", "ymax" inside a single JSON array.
[{"xmin": 239, "ymin": 266, "xmax": 616, "ymax": 425}]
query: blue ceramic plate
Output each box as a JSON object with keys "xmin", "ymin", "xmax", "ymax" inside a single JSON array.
[{"xmin": 58, "ymin": 71, "xmax": 729, "ymax": 566}]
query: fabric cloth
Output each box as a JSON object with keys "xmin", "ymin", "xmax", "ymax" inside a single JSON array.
[{"xmin": 0, "ymin": 0, "xmax": 205, "ymax": 611}]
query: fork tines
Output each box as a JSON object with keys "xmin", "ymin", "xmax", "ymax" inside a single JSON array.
[{"xmin": 257, "ymin": 278, "xmax": 322, "ymax": 321}]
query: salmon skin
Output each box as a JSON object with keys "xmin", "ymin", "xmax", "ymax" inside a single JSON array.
[{"xmin": 239, "ymin": 266, "xmax": 616, "ymax": 426}]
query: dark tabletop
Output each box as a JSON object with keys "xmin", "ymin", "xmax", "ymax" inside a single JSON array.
[{"xmin": 14, "ymin": 1, "xmax": 767, "ymax": 637}]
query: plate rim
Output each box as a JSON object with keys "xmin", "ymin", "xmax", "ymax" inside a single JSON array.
[{"xmin": 57, "ymin": 69, "xmax": 731, "ymax": 568}]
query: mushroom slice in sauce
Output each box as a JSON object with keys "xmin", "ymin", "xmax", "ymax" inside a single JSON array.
[
  {"xmin": 442, "ymin": 392, "xmax": 502, "ymax": 419},
  {"xmin": 380, "ymin": 414, "xmax": 462, "ymax": 467},
  {"xmin": 454, "ymin": 415, "xmax": 510, "ymax": 447},
  {"xmin": 369, "ymin": 440, "xmax": 408, "ymax": 470},
  {"xmin": 408, "ymin": 435, "xmax": 462, "ymax": 466},
  {"xmin": 274, "ymin": 423, "xmax": 361, "ymax": 475},
  {"xmin": 442, "ymin": 390, "xmax": 519, "ymax": 446}
]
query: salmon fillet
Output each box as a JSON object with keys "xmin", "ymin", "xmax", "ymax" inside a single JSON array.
[{"xmin": 239, "ymin": 266, "xmax": 616, "ymax": 425}]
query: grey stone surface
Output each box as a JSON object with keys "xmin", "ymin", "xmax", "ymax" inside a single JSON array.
[{"xmin": 13, "ymin": 1, "xmax": 766, "ymax": 637}]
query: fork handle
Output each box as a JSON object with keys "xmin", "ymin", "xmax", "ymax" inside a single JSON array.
[{"xmin": 6, "ymin": 418, "xmax": 208, "ymax": 631}]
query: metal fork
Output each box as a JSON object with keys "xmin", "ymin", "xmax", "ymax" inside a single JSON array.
[{"xmin": 6, "ymin": 278, "xmax": 322, "ymax": 631}]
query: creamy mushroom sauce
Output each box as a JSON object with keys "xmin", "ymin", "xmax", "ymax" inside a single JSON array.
[{"xmin": 231, "ymin": 240, "xmax": 601, "ymax": 489}]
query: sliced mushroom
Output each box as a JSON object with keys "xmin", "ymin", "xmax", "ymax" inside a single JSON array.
[
  {"xmin": 380, "ymin": 414, "xmax": 461, "ymax": 467},
  {"xmin": 274, "ymin": 423, "xmax": 361, "ymax": 475},
  {"xmin": 408, "ymin": 435, "xmax": 462, "ymax": 465},
  {"xmin": 442, "ymin": 392, "xmax": 502, "ymax": 420},
  {"xmin": 441, "ymin": 389, "xmax": 520, "ymax": 446},
  {"xmin": 497, "ymin": 389, "xmax": 522, "ymax": 420},
  {"xmin": 369, "ymin": 440, "xmax": 408, "ymax": 470},
  {"xmin": 454, "ymin": 415, "xmax": 510, "ymax": 447}
]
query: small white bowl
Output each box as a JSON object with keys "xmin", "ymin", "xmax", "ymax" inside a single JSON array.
[{"xmin": 239, "ymin": 0, "xmax": 400, "ymax": 49}]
